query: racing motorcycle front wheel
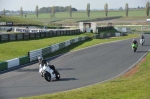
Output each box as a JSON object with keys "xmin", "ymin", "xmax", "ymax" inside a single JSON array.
[{"xmin": 44, "ymin": 72, "xmax": 51, "ymax": 82}]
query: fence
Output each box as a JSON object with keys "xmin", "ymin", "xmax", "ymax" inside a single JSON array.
[
  {"xmin": 93, "ymin": 33, "xmax": 116, "ymax": 39},
  {"xmin": 97, "ymin": 26, "xmax": 113, "ymax": 32},
  {"xmin": 0, "ymin": 29, "xmax": 80, "ymax": 42}
]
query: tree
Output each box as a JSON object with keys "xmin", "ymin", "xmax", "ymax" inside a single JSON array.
[
  {"xmin": 3, "ymin": 9, "xmax": 5, "ymax": 15},
  {"xmin": 36, "ymin": 5, "xmax": 39, "ymax": 18},
  {"xmin": 146, "ymin": 2, "xmax": 149, "ymax": 16},
  {"xmin": 86, "ymin": 3, "xmax": 90, "ymax": 17},
  {"xmin": 20, "ymin": 7, "xmax": 23, "ymax": 18},
  {"xmin": 137, "ymin": 6, "xmax": 140, "ymax": 9},
  {"xmin": 119, "ymin": 7, "xmax": 123, "ymax": 10},
  {"xmin": 52, "ymin": 6, "xmax": 55, "ymax": 17},
  {"xmin": 104, "ymin": 3, "xmax": 108, "ymax": 17},
  {"xmin": 125, "ymin": 3, "xmax": 129, "ymax": 17},
  {"xmin": 39, "ymin": 6, "xmax": 77, "ymax": 13},
  {"xmin": 69, "ymin": 5, "xmax": 72, "ymax": 17}
]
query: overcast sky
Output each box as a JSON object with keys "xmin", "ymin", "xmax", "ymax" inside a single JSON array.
[{"xmin": 0, "ymin": 0, "xmax": 149, "ymax": 11}]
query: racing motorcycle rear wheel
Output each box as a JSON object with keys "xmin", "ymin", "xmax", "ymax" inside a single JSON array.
[{"xmin": 55, "ymin": 70, "xmax": 60, "ymax": 80}]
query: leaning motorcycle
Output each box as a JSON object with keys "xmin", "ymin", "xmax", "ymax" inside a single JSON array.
[
  {"xmin": 140, "ymin": 39, "xmax": 145, "ymax": 46},
  {"xmin": 39, "ymin": 64, "xmax": 60, "ymax": 82},
  {"xmin": 132, "ymin": 44, "xmax": 138, "ymax": 52}
]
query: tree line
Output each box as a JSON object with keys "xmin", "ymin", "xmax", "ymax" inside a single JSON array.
[
  {"xmin": 39, "ymin": 6, "xmax": 77, "ymax": 13},
  {"xmin": 2, "ymin": 2, "xmax": 150, "ymax": 18}
]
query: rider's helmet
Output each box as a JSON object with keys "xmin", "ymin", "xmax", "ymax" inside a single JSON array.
[
  {"xmin": 38, "ymin": 56, "xmax": 43, "ymax": 63},
  {"xmin": 141, "ymin": 35, "xmax": 144, "ymax": 37}
]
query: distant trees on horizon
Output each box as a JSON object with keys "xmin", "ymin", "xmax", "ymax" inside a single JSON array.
[
  {"xmin": 1, "ymin": 2, "xmax": 149, "ymax": 17},
  {"xmin": 39, "ymin": 6, "xmax": 77, "ymax": 13}
]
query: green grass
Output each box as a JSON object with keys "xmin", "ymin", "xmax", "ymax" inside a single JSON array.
[
  {"xmin": 0, "ymin": 15, "xmax": 42, "ymax": 26},
  {"xmin": 13, "ymin": 10, "xmax": 148, "ymax": 23},
  {"xmin": 0, "ymin": 10, "xmax": 148, "ymax": 26},
  {"xmin": 20, "ymin": 33, "xmax": 150, "ymax": 99}
]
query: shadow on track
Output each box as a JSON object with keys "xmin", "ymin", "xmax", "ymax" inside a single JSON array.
[
  {"xmin": 143, "ymin": 45, "xmax": 150, "ymax": 46},
  {"xmin": 136, "ymin": 51, "xmax": 148, "ymax": 53},
  {"xmin": 54, "ymin": 78, "xmax": 78, "ymax": 82},
  {"xmin": 57, "ymin": 68, "xmax": 74, "ymax": 71}
]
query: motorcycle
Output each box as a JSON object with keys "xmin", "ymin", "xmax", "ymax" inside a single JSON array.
[
  {"xmin": 140, "ymin": 39, "xmax": 145, "ymax": 46},
  {"xmin": 39, "ymin": 63, "xmax": 60, "ymax": 82},
  {"xmin": 132, "ymin": 44, "xmax": 138, "ymax": 52}
]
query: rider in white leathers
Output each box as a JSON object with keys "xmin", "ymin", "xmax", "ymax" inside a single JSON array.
[
  {"xmin": 140, "ymin": 35, "xmax": 145, "ymax": 45},
  {"xmin": 38, "ymin": 57, "xmax": 55, "ymax": 73}
]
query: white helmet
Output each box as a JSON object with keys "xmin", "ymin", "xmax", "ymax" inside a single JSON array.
[
  {"xmin": 133, "ymin": 39, "xmax": 136, "ymax": 41},
  {"xmin": 38, "ymin": 56, "xmax": 43, "ymax": 61}
]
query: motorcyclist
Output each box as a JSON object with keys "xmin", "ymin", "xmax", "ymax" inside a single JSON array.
[
  {"xmin": 140, "ymin": 34, "xmax": 145, "ymax": 44},
  {"xmin": 131, "ymin": 39, "xmax": 138, "ymax": 49},
  {"xmin": 38, "ymin": 56, "xmax": 56, "ymax": 72}
]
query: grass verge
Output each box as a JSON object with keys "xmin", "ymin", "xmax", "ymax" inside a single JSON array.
[{"xmin": 0, "ymin": 15, "xmax": 42, "ymax": 26}]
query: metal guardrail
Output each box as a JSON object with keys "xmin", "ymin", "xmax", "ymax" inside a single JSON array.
[
  {"xmin": 28, "ymin": 36, "xmax": 88, "ymax": 62},
  {"xmin": 0, "ymin": 29, "xmax": 80, "ymax": 42}
]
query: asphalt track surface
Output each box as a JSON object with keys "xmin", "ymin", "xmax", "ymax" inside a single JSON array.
[{"xmin": 0, "ymin": 34, "xmax": 150, "ymax": 99}]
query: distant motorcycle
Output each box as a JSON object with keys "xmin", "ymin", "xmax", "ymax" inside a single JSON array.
[
  {"xmin": 132, "ymin": 44, "xmax": 138, "ymax": 52},
  {"xmin": 140, "ymin": 39, "xmax": 145, "ymax": 46},
  {"xmin": 39, "ymin": 63, "xmax": 60, "ymax": 82}
]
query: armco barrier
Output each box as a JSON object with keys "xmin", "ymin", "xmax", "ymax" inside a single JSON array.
[
  {"xmin": 29, "ymin": 49, "xmax": 42, "ymax": 62},
  {"xmin": 51, "ymin": 43, "xmax": 60, "ymax": 53},
  {"xmin": 0, "ymin": 29, "xmax": 81, "ymax": 42},
  {"xmin": 42, "ymin": 47, "xmax": 51, "ymax": 56},
  {"xmin": 28, "ymin": 36, "xmax": 88, "ymax": 62},
  {"xmin": 0, "ymin": 62, "xmax": 7, "ymax": 71},
  {"xmin": 65, "ymin": 40, "xmax": 71, "ymax": 47},
  {"xmin": 0, "ymin": 56, "xmax": 29, "ymax": 71},
  {"xmin": 7, "ymin": 58, "xmax": 19, "ymax": 69},
  {"xmin": 59, "ymin": 42, "xmax": 66, "ymax": 49},
  {"xmin": 19, "ymin": 56, "xmax": 30, "ymax": 65}
]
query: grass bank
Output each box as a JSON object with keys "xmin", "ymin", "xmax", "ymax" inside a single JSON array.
[
  {"xmin": 0, "ymin": 15, "xmax": 42, "ymax": 26},
  {"xmin": 13, "ymin": 10, "xmax": 147, "ymax": 23}
]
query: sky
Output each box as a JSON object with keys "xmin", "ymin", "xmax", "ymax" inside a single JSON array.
[{"xmin": 0, "ymin": 0, "xmax": 149, "ymax": 11}]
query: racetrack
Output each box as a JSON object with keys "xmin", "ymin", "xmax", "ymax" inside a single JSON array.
[{"xmin": 0, "ymin": 34, "xmax": 150, "ymax": 99}]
